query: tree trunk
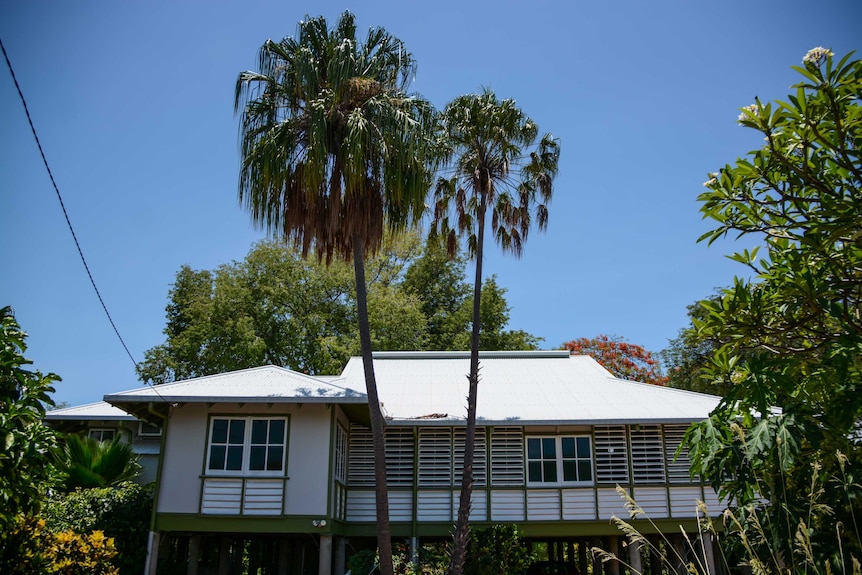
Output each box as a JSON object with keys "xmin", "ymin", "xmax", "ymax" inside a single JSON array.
[
  {"xmin": 449, "ymin": 195, "xmax": 487, "ymax": 575},
  {"xmin": 353, "ymin": 237, "xmax": 395, "ymax": 575}
]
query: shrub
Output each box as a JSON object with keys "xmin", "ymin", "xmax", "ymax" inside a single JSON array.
[
  {"xmin": 42, "ymin": 481, "xmax": 153, "ymax": 575},
  {"xmin": 0, "ymin": 514, "xmax": 119, "ymax": 575}
]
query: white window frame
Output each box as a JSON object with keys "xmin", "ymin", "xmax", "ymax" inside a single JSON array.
[
  {"xmin": 88, "ymin": 428, "xmax": 117, "ymax": 443},
  {"xmin": 206, "ymin": 416, "xmax": 288, "ymax": 477},
  {"xmin": 138, "ymin": 421, "xmax": 162, "ymax": 437},
  {"xmin": 525, "ymin": 435, "xmax": 593, "ymax": 487}
]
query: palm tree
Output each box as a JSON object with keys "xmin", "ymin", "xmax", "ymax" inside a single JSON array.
[
  {"xmin": 61, "ymin": 434, "xmax": 141, "ymax": 490},
  {"xmin": 431, "ymin": 90, "xmax": 559, "ymax": 575},
  {"xmin": 234, "ymin": 13, "xmax": 436, "ymax": 575}
]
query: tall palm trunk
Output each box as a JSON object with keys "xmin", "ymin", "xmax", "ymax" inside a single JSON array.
[
  {"xmin": 449, "ymin": 194, "xmax": 487, "ymax": 575},
  {"xmin": 353, "ymin": 237, "xmax": 395, "ymax": 575}
]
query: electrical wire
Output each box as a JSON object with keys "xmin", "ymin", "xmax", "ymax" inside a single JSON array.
[{"xmin": 2, "ymin": 36, "xmax": 170, "ymax": 406}]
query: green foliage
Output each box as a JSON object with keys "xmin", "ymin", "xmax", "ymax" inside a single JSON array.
[
  {"xmin": 686, "ymin": 48, "xmax": 862, "ymax": 569},
  {"xmin": 563, "ymin": 334, "xmax": 667, "ymax": 385},
  {"xmin": 42, "ymin": 482, "xmax": 154, "ymax": 575},
  {"xmin": 139, "ymin": 236, "xmax": 540, "ymax": 385},
  {"xmin": 659, "ymin": 295, "xmax": 733, "ymax": 395},
  {"xmin": 0, "ymin": 514, "xmax": 119, "ymax": 575},
  {"xmin": 59, "ymin": 435, "xmax": 142, "ymax": 490},
  {"xmin": 0, "ymin": 306, "xmax": 62, "ymax": 528},
  {"xmin": 464, "ymin": 524, "xmax": 534, "ymax": 575}
]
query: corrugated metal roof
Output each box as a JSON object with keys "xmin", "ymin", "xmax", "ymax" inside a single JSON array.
[
  {"xmin": 340, "ymin": 351, "xmax": 720, "ymax": 425},
  {"xmin": 104, "ymin": 365, "xmax": 367, "ymax": 404},
  {"xmin": 46, "ymin": 401, "xmax": 136, "ymax": 421}
]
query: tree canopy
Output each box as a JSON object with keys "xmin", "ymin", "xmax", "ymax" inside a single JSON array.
[
  {"xmin": 138, "ymin": 234, "xmax": 540, "ymax": 385},
  {"xmin": 563, "ymin": 335, "xmax": 667, "ymax": 385},
  {"xmin": 685, "ymin": 48, "xmax": 862, "ymax": 568}
]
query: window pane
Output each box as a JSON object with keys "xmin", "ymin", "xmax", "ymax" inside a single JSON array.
[
  {"xmin": 561, "ymin": 437, "xmax": 575, "ymax": 458},
  {"xmin": 528, "ymin": 461, "xmax": 543, "ymax": 482},
  {"xmin": 251, "ymin": 420, "xmax": 268, "ymax": 445},
  {"xmin": 563, "ymin": 460, "xmax": 577, "ymax": 482},
  {"xmin": 211, "ymin": 419, "xmax": 228, "ymax": 444},
  {"xmin": 542, "ymin": 438, "xmax": 556, "ymax": 458},
  {"xmin": 269, "ymin": 420, "xmax": 285, "ymax": 444},
  {"xmin": 543, "ymin": 461, "xmax": 557, "ymax": 482},
  {"xmin": 578, "ymin": 460, "xmax": 592, "ymax": 482},
  {"xmin": 527, "ymin": 438, "xmax": 541, "ymax": 460},
  {"xmin": 229, "ymin": 420, "xmax": 246, "ymax": 444},
  {"xmin": 208, "ymin": 446, "xmax": 226, "ymax": 470},
  {"xmin": 249, "ymin": 446, "xmax": 266, "ymax": 470},
  {"xmin": 267, "ymin": 446, "xmax": 283, "ymax": 471},
  {"xmin": 226, "ymin": 446, "xmax": 243, "ymax": 470},
  {"xmin": 577, "ymin": 437, "xmax": 590, "ymax": 457}
]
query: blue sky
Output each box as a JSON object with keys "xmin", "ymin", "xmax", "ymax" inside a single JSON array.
[{"xmin": 1, "ymin": 1, "xmax": 859, "ymax": 406}]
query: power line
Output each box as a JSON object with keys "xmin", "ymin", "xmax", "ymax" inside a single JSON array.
[{"xmin": 1, "ymin": 37, "xmax": 140, "ymax": 370}]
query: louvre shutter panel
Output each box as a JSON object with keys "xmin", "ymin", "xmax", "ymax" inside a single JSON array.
[
  {"xmin": 630, "ymin": 425, "xmax": 665, "ymax": 483},
  {"xmin": 418, "ymin": 428, "xmax": 453, "ymax": 487},
  {"xmin": 454, "ymin": 427, "xmax": 487, "ymax": 486},
  {"xmin": 490, "ymin": 427, "xmax": 524, "ymax": 486},
  {"xmin": 348, "ymin": 424, "xmax": 374, "ymax": 486},
  {"xmin": 385, "ymin": 427, "xmax": 415, "ymax": 485},
  {"xmin": 663, "ymin": 424, "xmax": 695, "ymax": 483},
  {"xmin": 594, "ymin": 425, "xmax": 629, "ymax": 484}
]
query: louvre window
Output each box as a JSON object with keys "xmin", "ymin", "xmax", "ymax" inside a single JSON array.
[
  {"xmin": 630, "ymin": 425, "xmax": 666, "ymax": 483},
  {"xmin": 663, "ymin": 424, "xmax": 695, "ymax": 483},
  {"xmin": 385, "ymin": 427, "xmax": 415, "ymax": 485},
  {"xmin": 418, "ymin": 428, "xmax": 453, "ymax": 487},
  {"xmin": 334, "ymin": 424, "xmax": 348, "ymax": 484},
  {"xmin": 348, "ymin": 424, "xmax": 374, "ymax": 486},
  {"xmin": 206, "ymin": 417, "xmax": 287, "ymax": 475},
  {"xmin": 490, "ymin": 427, "xmax": 525, "ymax": 486},
  {"xmin": 454, "ymin": 427, "xmax": 487, "ymax": 487},
  {"xmin": 526, "ymin": 436, "xmax": 592, "ymax": 486},
  {"xmin": 594, "ymin": 425, "xmax": 629, "ymax": 484}
]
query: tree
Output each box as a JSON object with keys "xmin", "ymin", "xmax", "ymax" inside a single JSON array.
[
  {"xmin": 0, "ymin": 306, "xmax": 61, "ymax": 527},
  {"xmin": 686, "ymin": 48, "xmax": 862, "ymax": 568},
  {"xmin": 59, "ymin": 435, "xmax": 142, "ymax": 490},
  {"xmin": 431, "ymin": 89, "xmax": 559, "ymax": 575},
  {"xmin": 563, "ymin": 335, "xmax": 667, "ymax": 385},
  {"xmin": 138, "ymin": 241, "xmax": 358, "ymax": 383},
  {"xmin": 234, "ymin": 14, "xmax": 436, "ymax": 574},
  {"xmin": 659, "ymin": 294, "xmax": 732, "ymax": 395}
]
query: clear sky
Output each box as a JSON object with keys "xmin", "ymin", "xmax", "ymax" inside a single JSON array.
[{"xmin": 1, "ymin": 1, "xmax": 859, "ymax": 407}]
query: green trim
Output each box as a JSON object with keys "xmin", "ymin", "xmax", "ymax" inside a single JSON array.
[
  {"xmin": 156, "ymin": 513, "xmax": 327, "ymax": 534},
  {"xmin": 329, "ymin": 518, "xmax": 709, "ymax": 539},
  {"xmin": 326, "ymin": 406, "xmax": 335, "ymax": 521}
]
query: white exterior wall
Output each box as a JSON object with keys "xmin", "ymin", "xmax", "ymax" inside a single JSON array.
[{"xmin": 157, "ymin": 402, "xmax": 332, "ymax": 516}]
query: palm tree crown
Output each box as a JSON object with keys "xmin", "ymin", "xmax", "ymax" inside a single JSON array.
[
  {"xmin": 432, "ymin": 89, "xmax": 559, "ymax": 259},
  {"xmin": 235, "ymin": 12, "xmax": 436, "ymax": 262}
]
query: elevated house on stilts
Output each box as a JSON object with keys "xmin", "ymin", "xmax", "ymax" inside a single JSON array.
[{"xmin": 98, "ymin": 350, "xmax": 725, "ymax": 575}]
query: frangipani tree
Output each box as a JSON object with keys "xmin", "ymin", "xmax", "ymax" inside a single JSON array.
[
  {"xmin": 431, "ymin": 89, "xmax": 559, "ymax": 575},
  {"xmin": 234, "ymin": 13, "xmax": 437, "ymax": 574}
]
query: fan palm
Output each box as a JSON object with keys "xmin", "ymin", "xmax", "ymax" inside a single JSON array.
[
  {"xmin": 431, "ymin": 89, "xmax": 559, "ymax": 575},
  {"xmin": 61, "ymin": 434, "xmax": 141, "ymax": 490},
  {"xmin": 234, "ymin": 13, "xmax": 436, "ymax": 574}
]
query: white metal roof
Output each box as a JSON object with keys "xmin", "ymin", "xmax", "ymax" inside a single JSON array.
[
  {"xmin": 103, "ymin": 365, "xmax": 366, "ymax": 404},
  {"xmin": 339, "ymin": 351, "xmax": 721, "ymax": 425},
  {"xmin": 46, "ymin": 401, "xmax": 136, "ymax": 421}
]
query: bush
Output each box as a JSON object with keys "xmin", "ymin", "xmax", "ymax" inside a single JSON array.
[
  {"xmin": 464, "ymin": 524, "xmax": 534, "ymax": 575},
  {"xmin": 0, "ymin": 514, "xmax": 119, "ymax": 575},
  {"xmin": 41, "ymin": 482, "xmax": 153, "ymax": 575}
]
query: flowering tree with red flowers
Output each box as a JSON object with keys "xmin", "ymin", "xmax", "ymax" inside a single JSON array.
[{"xmin": 562, "ymin": 335, "xmax": 667, "ymax": 385}]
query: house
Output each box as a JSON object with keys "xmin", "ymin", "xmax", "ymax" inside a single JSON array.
[
  {"xmin": 104, "ymin": 350, "xmax": 725, "ymax": 575},
  {"xmin": 45, "ymin": 400, "xmax": 162, "ymax": 484}
]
